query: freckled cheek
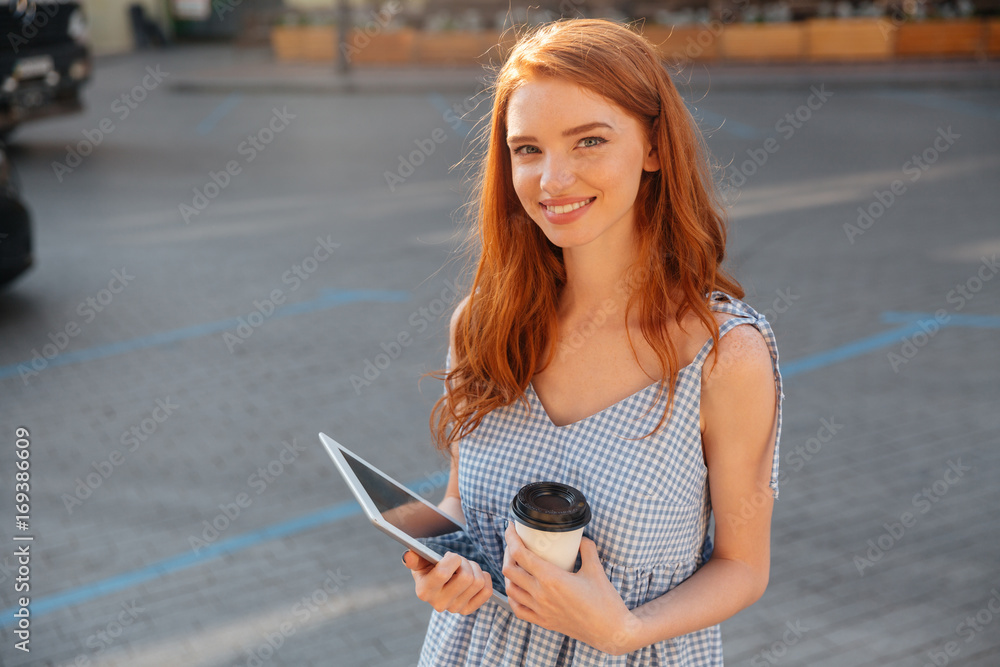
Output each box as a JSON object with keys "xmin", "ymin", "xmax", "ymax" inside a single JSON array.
[
  {"xmin": 598, "ymin": 156, "xmax": 641, "ymax": 202},
  {"xmin": 511, "ymin": 167, "xmax": 540, "ymax": 210}
]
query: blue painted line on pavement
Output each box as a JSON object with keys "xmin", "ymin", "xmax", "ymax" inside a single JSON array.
[
  {"xmin": 0, "ymin": 487, "xmax": 417, "ymax": 628},
  {"xmin": 427, "ymin": 92, "xmax": 474, "ymax": 139},
  {"xmin": 777, "ymin": 311, "xmax": 999, "ymax": 379},
  {"xmin": 196, "ymin": 93, "xmax": 244, "ymax": 135},
  {"xmin": 780, "ymin": 321, "xmax": 926, "ymax": 378},
  {"xmin": 7, "ymin": 308, "xmax": 995, "ymax": 626},
  {"xmin": 880, "ymin": 311, "xmax": 1000, "ymax": 328},
  {"xmin": 0, "ymin": 289, "xmax": 411, "ymax": 381}
]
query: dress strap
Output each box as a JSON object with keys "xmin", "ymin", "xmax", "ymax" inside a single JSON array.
[
  {"xmin": 688, "ymin": 314, "xmax": 758, "ymax": 371},
  {"xmin": 692, "ymin": 291, "xmax": 784, "ymax": 499}
]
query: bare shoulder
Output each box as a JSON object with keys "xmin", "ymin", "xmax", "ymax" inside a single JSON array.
[
  {"xmin": 703, "ymin": 319, "xmax": 773, "ymax": 388},
  {"xmin": 700, "ymin": 319, "xmax": 777, "ymax": 444}
]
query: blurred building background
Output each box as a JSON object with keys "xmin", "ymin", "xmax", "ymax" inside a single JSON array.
[{"xmin": 83, "ymin": 0, "xmax": 1000, "ymax": 56}]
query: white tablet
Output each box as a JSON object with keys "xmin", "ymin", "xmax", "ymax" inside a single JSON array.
[{"xmin": 318, "ymin": 432, "xmax": 511, "ymax": 612}]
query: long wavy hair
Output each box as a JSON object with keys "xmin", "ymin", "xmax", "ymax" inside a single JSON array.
[{"xmin": 430, "ymin": 18, "xmax": 743, "ymax": 450}]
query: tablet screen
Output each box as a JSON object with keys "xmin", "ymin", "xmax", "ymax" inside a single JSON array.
[
  {"xmin": 343, "ymin": 452, "xmax": 463, "ymax": 539},
  {"xmin": 342, "ymin": 448, "xmax": 507, "ymax": 596}
]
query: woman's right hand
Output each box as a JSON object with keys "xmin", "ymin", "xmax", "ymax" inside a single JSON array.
[{"xmin": 402, "ymin": 550, "xmax": 494, "ymax": 614}]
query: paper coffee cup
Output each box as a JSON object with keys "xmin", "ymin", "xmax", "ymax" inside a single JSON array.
[{"xmin": 510, "ymin": 482, "xmax": 591, "ymax": 572}]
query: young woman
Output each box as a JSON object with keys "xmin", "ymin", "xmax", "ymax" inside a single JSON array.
[{"xmin": 402, "ymin": 18, "xmax": 783, "ymax": 666}]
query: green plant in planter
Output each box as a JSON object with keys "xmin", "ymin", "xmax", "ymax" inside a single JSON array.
[
  {"xmin": 302, "ymin": 12, "xmax": 336, "ymax": 26},
  {"xmin": 275, "ymin": 12, "xmax": 304, "ymax": 27}
]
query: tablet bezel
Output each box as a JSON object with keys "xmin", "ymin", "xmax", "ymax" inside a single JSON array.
[{"xmin": 318, "ymin": 432, "xmax": 511, "ymax": 611}]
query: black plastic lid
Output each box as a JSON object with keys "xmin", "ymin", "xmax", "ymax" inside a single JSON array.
[{"xmin": 510, "ymin": 482, "xmax": 591, "ymax": 532}]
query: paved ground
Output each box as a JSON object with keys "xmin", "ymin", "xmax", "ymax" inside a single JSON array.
[{"xmin": 0, "ymin": 44, "xmax": 998, "ymax": 667}]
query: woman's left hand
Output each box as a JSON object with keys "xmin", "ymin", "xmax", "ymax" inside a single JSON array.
[{"xmin": 502, "ymin": 522, "xmax": 642, "ymax": 656}]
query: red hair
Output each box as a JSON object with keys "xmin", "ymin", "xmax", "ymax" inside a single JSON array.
[{"xmin": 430, "ymin": 18, "xmax": 743, "ymax": 449}]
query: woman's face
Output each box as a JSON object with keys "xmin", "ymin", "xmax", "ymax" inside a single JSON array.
[{"xmin": 505, "ymin": 76, "xmax": 659, "ymax": 251}]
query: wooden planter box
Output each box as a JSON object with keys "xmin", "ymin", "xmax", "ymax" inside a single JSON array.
[
  {"xmin": 806, "ymin": 19, "xmax": 894, "ymax": 61},
  {"xmin": 721, "ymin": 24, "xmax": 805, "ymax": 61},
  {"xmin": 642, "ymin": 25, "xmax": 720, "ymax": 62},
  {"xmin": 987, "ymin": 18, "xmax": 1000, "ymax": 56},
  {"xmin": 300, "ymin": 26, "xmax": 337, "ymax": 62},
  {"xmin": 347, "ymin": 28, "xmax": 416, "ymax": 65},
  {"xmin": 895, "ymin": 20, "xmax": 984, "ymax": 57},
  {"xmin": 270, "ymin": 26, "xmax": 337, "ymax": 62},
  {"xmin": 414, "ymin": 31, "xmax": 499, "ymax": 66},
  {"xmin": 270, "ymin": 26, "xmax": 303, "ymax": 62}
]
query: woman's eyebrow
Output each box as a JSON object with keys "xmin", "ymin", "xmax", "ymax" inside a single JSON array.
[{"xmin": 507, "ymin": 121, "xmax": 614, "ymax": 145}]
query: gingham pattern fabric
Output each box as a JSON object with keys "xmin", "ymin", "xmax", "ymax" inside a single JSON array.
[{"xmin": 418, "ymin": 292, "xmax": 783, "ymax": 666}]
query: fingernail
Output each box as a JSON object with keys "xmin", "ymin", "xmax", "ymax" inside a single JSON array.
[{"xmin": 401, "ymin": 551, "xmax": 408, "ymax": 564}]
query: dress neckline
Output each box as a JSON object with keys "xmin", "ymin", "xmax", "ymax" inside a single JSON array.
[
  {"xmin": 527, "ymin": 346, "xmax": 708, "ymax": 429},
  {"xmin": 523, "ymin": 293, "xmax": 745, "ymax": 429}
]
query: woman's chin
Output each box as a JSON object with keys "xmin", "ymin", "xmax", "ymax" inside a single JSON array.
[{"xmin": 533, "ymin": 224, "xmax": 591, "ymax": 250}]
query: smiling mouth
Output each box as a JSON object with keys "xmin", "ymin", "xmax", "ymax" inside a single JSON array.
[{"xmin": 543, "ymin": 197, "xmax": 595, "ymax": 215}]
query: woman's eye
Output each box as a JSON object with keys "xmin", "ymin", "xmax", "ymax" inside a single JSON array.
[
  {"xmin": 579, "ymin": 136, "xmax": 606, "ymax": 148},
  {"xmin": 512, "ymin": 145, "xmax": 540, "ymax": 155}
]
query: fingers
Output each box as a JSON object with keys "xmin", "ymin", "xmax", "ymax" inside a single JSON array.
[
  {"xmin": 502, "ymin": 522, "xmax": 540, "ymax": 589},
  {"xmin": 413, "ymin": 551, "xmax": 462, "ymax": 595},
  {"xmin": 578, "ymin": 537, "xmax": 600, "ymax": 570},
  {"xmin": 450, "ymin": 566, "xmax": 493, "ymax": 615},
  {"xmin": 464, "ymin": 572, "xmax": 494, "ymax": 614},
  {"xmin": 401, "ymin": 550, "xmax": 433, "ymax": 572},
  {"xmin": 409, "ymin": 552, "xmax": 492, "ymax": 615},
  {"xmin": 503, "ymin": 521, "xmax": 537, "ymax": 570},
  {"xmin": 436, "ymin": 557, "xmax": 488, "ymax": 614}
]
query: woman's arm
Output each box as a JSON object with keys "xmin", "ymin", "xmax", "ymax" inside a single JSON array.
[
  {"xmin": 437, "ymin": 441, "xmax": 465, "ymax": 523},
  {"xmin": 402, "ymin": 296, "xmax": 494, "ymax": 615},
  {"xmin": 437, "ymin": 295, "xmax": 470, "ymax": 524},
  {"xmin": 501, "ymin": 322, "xmax": 779, "ymax": 655},
  {"xmin": 616, "ymin": 322, "xmax": 779, "ymax": 652}
]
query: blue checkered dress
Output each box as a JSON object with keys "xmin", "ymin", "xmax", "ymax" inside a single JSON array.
[{"xmin": 418, "ymin": 292, "xmax": 783, "ymax": 666}]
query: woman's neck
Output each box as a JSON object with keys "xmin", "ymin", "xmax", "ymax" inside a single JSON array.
[{"xmin": 559, "ymin": 227, "xmax": 639, "ymax": 317}]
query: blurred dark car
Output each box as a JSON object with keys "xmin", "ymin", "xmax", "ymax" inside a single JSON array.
[
  {"xmin": 0, "ymin": 145, "xmax": 32, "ymax": 287},
  {"xmin": 1, "ymin": 0, "xmax": 91, "ymax": 140}
]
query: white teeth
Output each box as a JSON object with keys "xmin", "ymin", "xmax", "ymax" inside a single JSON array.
[{"xmin": 545, "ymin": 198, "xmax": 593, "ymax": 214}]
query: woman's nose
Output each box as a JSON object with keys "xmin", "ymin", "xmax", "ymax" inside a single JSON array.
[{"xmin": 540, "ymin": 154, "xmax": 576, "ymax": 194}]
